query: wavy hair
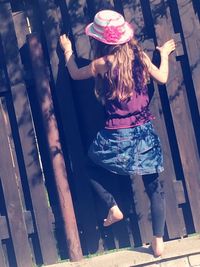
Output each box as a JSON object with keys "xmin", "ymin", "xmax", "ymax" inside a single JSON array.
[{"xmin": 93, "ymin": 38, "xmax": 150, "ymax": 104}]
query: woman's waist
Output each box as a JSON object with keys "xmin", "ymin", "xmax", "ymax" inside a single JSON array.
[{"xmin": 105, "ymin": 111, "xmax": 155, "ymax": 129}]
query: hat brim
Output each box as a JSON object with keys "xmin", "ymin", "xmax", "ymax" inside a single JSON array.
[{"xmin": 85, "ymin": 22, "xmax": 134, "ymax": 45}]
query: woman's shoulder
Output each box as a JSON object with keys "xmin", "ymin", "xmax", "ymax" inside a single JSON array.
[
  {"xmin": 93, "ymin": 55, "xmax": 114, "ymax": 76},
  {"xmin": 94, "ymin": 55, "xmax": 114, "ymax": 65}
]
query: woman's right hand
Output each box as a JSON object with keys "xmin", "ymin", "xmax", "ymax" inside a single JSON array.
[
  {"xmin": 59, "ymin": 34, "xmax": 72, "ymax": 53},
  {"xmin": 156, "ymin": 39, "xmax": 176, "ymax": 57}
]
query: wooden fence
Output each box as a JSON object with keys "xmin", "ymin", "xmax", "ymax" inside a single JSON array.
[{"xmin": 0, "ymin": 0, "xmax": 199, "ymax": 266}]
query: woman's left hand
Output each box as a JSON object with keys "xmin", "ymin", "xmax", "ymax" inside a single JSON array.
[{"xmin": 156, "ymin": 39, "xmax": 176, "ymax": 56}]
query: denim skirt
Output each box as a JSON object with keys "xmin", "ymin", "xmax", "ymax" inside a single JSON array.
[{"xmin": 88, "ymin": 121, "xmax": 164, "ymax": 176}]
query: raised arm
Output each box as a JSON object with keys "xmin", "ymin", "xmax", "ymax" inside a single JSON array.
[
  {"xmin": 144, "ymin": 39, "xmax": 176, "ymax": 84},
  {"xmin": 59, "ymin": 34, "xmax": 96, "ymax": 80}
]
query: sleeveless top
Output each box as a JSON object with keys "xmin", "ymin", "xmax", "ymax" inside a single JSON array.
[
  {"xmin": 103, "ymin": 63, "xmax": 154, "ymax": 129},
  {"xmin": 104, "ymin": 93, "xmax": 154, "ymax": 129}
]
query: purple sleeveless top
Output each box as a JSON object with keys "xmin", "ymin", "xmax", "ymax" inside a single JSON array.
[
  {"xmin": 103, "ymin": 65, "xmax": 154, "ymax": 129},
  {"xmin": 104, "ymin": 92, "xmax": 154, "ymax": 129}
]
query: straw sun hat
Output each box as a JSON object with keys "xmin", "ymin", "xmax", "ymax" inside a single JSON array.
[{"xmin": 85, "ymin": 10, "xmax": 134, "ymax": 45}]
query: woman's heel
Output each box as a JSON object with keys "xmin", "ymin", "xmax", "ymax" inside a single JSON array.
[
  {"xmin": 151, "ymin": 236, "xmax": 164, "ymax": 257},
  {"xmin": 103, "ymin": 205, "xmax": 123, "ymax": 227}
]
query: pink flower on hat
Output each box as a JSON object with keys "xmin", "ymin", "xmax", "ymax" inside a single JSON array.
[{"xmin": 103, "ymin": 26, "xmax": 123, "ymax": 43}]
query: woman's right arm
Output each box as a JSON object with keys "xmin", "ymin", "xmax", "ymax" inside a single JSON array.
[
  {"xmin": 60, "ymin": 34, "xmax": 99, "ymax": 80},
  {"xmin": 144, "ymin": 39, "xmax": 176, "ymax": 84}
]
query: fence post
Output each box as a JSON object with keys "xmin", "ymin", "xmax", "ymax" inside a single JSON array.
[{"xmin": 27, "ymin": 33, "xmax": 83, "ymax": 262}]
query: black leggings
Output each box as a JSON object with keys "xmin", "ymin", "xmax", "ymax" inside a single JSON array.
[
  {"xmin": 88, "ymin": 164, "xmax": 166, "ymax": 237},
  {"xmin": 142, "ymin": 173, "xmax": 166, "ymax": 237}
]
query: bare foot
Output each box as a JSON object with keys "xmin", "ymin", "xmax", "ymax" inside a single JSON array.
[
  {"xmin": 151, "ymin": 236, "xmax": 164, "ymax": 257},
  {"xmin": 103, "ymin": 205, "xmax": 123, "ymax": 227}
]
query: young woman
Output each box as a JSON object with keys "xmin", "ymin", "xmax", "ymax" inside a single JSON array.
[{"xmin": 60, "ymin": 9, "xmax": 175, "ymax": 257}]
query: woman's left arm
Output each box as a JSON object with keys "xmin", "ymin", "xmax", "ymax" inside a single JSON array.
[
  {"xmin": 144, "ymin": 39, "xmax": 176, "ymax": 84},
  {"xmin": 59, "ymin": 34, "xmax": 97, "ymax": 80}
]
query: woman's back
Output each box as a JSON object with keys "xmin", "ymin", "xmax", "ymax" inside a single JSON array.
[{"xmin": 96, "ymin": 54, "xmax": 153, "ymax": 129}]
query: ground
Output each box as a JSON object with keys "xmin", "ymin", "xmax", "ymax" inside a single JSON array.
[{"xmin": 44, "ymin": 235, "xmax": 200, "ymax": 267}]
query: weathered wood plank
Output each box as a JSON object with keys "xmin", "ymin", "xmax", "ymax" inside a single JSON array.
[
  {"xmin": 0, "ymin": 95, "xmax": 28, "ymax": 213},
  {"xmin": 191, "ymin": 1, "xmax": 200, "ymax": 21},
  {"xmin": 122, "ymin": 0, "xmax": 145, "ymax": 39},
  {"xmin": 0, "ymin": 1, "xmax": 198, "ymax": 263},
  {"xmin": 122, "ymin": 1, "xmax": 186, "ymax": 240},
  {"xmin": 0, "ymin": 242, "xmax": 6, "ymax": 267},
  {"xmin": 86, "ymin": 0, "xmax": 114, "ymax": 17},
  {"xmin": 176, "ymin": 0, "xmax": 200, "ymax": 139},
  {"xmin": 0, "ymin": 2, "xmax": 58, "ymax": 264},
  {"xmin": 0, "ymin": 184, "xmax": 9, "ymax": 267},
  {"xmin": 62, "ymin": 0, "xmax": 91, "ymax": 59},
  {"xmin": 121, "ymin": 0, "xmax": 153, "ymax": 244},
  {"xmin": 0, "ymin": 56, "xmax": 8, "ymax": 93},
  {"xmin": 150, "ymin": 81, "xmax": 186, "ymax": 238},
  {"xmin": 141, "ymin": 38, "xmax": 186, "ymax": 239},
  {"xmin": 149, "ymin": 0, "xmax": 200, "ymax": 232},
  {"xmin": 173, "ymin": 181, "xmax": 186, "ymax": 205},
  {"xmin": 27, "ymin": 33, "xmax": 83, "ymax": 261},
  {"xmin": 0, "ymin": 211, "xmax": 34, "ymax": 238},
  {"xmin": 37, "ymin": 0, "xmax": 103, "ymax": 253},
  {"xmin": 0, "ymin": 84, "xmax": 38, "ymax": 265},
  {"xmin": 0, "ymin": 216, "xmax": 9, "ymax": 240},
  {"xmin": 0, "ymin": 99, "xmax": 33, "ymax": 267}
]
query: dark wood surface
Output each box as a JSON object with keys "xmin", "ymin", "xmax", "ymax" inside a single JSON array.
[
  {"xmin": 0, "ymin": 98, "xmax": 33, "ymax": 267},
  {"xmin": 0, "ymin": 1, "xmax": 58, "ymax": 265},
  {"xmin": 27, "ymin": 33, "xmax": 83, "ymax": 261},
  {"xmin": 149, "ymin": 0, "xmax": 200, "ymax": 233},
  {"xmin": 0, "ymin": 1, "xmax": 199, "ymax": 266}
]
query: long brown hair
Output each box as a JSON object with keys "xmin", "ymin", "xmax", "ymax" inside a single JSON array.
[{"xmin": 93, "ymin": 38, "xmax": 149, "ymax": 104}]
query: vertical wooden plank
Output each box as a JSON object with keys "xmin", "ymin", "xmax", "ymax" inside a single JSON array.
[
  {"xmin": 64, "ymin": 0, "xmax": 128, "ymax": 249},
  {"xmin": 37, "ymin": 0, "xmax": 104, "ymax": 253},
  {"xmin": 0, "ymin": 86, "xmax": 39, "ymax": 265},
  {"xmin": 141, "ymin": 35, "xmax": 186, "ymax": 238},
  {"xmin": 0, "ymin": 216, "xmax": 8, "ymax": 267},
  {"xmin": 86, "ymin": 0, "xmax": 114, "ymax": 15},
  {"xmin": 0, "ymin": 65, "xmax": 8, "ymax": 93},
  {"xmin": 0, "ymin": 95, "xmax": 37, "ymax": 265},
  {"xmin": 63, "ymin": 0, "xmax": 91, "ymax": 59},
  {"xmin": 121, "ymin": 0, "xmax": 186, "ymax": 242},
  {"xmin": 122, "ymin": 0, "xmax": 145, "ymax": 39},
  {"xmin": 62, "ymin": 0, "xmax": 106, "ymax": 147},
  {"xmin": 0, "ymin": 216, "xmax": 9, "ymax": 241},
  {"xmin": 191, "ymin": 0, "xmax": 200, "ymax": 25},
  {"xmin": 149, "ymin": 0, "xmax": 200, "ymax": 232},
  {"xmin": 0, "ymin": 2, "xmax": 58, "ymax": 264},
  {"xmin": 0, "ymin": 99, "xmax": 33, "ymax": 267},
  {"xmin": 120, "ymin": 0, "xmax": 153, "ymax": 243},
  {"xmin": 27, "ymin": 33, "xmax": 83, "ymax": 261},
  {"xmin": 66, "ymin": 1, "xmax": 133, "ymax": 249},
  {"xmin": 0, "ymin": 92, "xmax": 29, "ymax": 215},
  {"xmin": 150, "ymin": 81, "xmax": 187, "ymax": 238},
  {"xmin": 0, "ymin": 242, "xmax": 6, "ymax": 267},
  {"xmin": 175, "ymin": 0, "xmax": 200, "ymax": 134},
  {"xmin": 140, "ymin": 0, "xmax": 187, "ymax": 237}
]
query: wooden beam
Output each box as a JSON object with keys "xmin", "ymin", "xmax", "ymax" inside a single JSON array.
[
  {"xmin": 37, "ymin": 0, "xmax": 103, "ymax": 254},
  {"xmin": 0, "ymin": 99, "xmax": 33, "ymax": 267},
  {"xmin": 27, "ymin": 33, "xmax": 83, "ymax": 262},
  {"xmin": 0, "ymin": 2, "xmax": 58, "ymax": 264},
  {"xmin": 149, "ymin": 0, "xmax": 200, "ymax": 233}
]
